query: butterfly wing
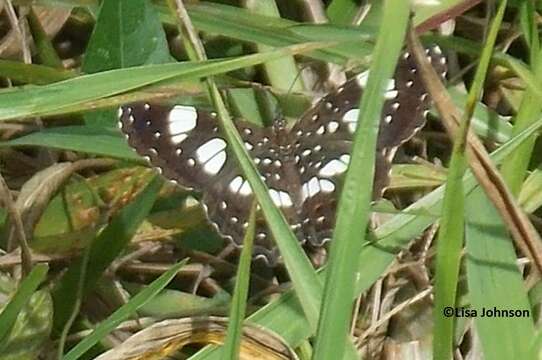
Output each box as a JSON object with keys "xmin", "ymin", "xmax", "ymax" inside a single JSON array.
[
  {"xmin": 119, "ymin": 103, "xmax": 287, "ymax": 263},
  {"xmin": 289, "ymin": 46, "xmax": 447, "ymax": 246}
]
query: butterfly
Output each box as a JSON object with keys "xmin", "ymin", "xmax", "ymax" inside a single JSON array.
[{"xmin": 119, "ymin": 46, "xmax": 447, "ymax": 266}]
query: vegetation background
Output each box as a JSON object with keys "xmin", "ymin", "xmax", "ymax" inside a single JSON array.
[{"xmin": 0, "ymin": 0, "xmax": 541, "ymax": 359}]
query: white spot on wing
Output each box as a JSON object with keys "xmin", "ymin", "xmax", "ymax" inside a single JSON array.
[
  {"xmin": 196, "ymin": 138, "xmax": 227, "ymax": 163},
  {"xmin": 239, "ymin": 180, "xmax": 252, "ymax": 196},
  {"xmin": 328, "ymin": 121, "xmax": 339, "ymax": 133},
  {"xmin": 319, "ymin": 159, "xmax": 348, "ymax": 177},
  {"xmin": 343, "ymin": 108, "xmax": 360, "ymax": 133},
  {"xmin": 301, "ymin": 183, "xmax": 310, "ymax": 201},
  {"xmin": 203, "ymin": 151, "xmax": 226, "ymax": 175},
  {"xmin": 308, "ymin": 177, "xmax": 320, "ymax": 197},
  {"xmin": 269, "ymin": 189, "xmax": 282, "ymax": 207},
  {"xmin": 343, "ymin": 109, "xmax": 359, "ymax": 122},
  {"xmin": 279, "ymin": 191, "xmax": 293, "ymax": 207},
  {"xmin": 384, "ymin": 79, "xmax": 398, "ymax": 99},
  {"xmin": 319, "ymin": 179, "xmax": 335, "ymax": 193},
  {"xmin": 229, "ymin": 176, "xmax": 244, "ymax": 193},
  {"xmin": 356, "ymin": 70, "xmax": 369, "ymax": 87},
  {"xmin": 168, "ymin": 105, "xmax": 197, "ymax": 135},
  {"xmin": 168, "ymin": 117, "xmax": 193, "ymax": 144}
]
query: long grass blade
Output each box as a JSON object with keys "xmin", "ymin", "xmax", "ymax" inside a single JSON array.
[
  {"xmin": 313, "ymin": 1, "xmax": 409, "ymax": 359},
  {"xmin": 431, "ymin": 2, "xmax": 506, "ymax": 358},
  {"xmin": 0, "ymin": 42, "xmax": 329, "ymax": 122},
  {"xmin": 221, "ymin": 203, "xmax": 256, "ymax": 359}
]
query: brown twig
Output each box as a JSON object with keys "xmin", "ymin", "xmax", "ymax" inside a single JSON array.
[
  {"xmin": 0, "ymin": 172, "xmax": 32, "ymax": 276},
  {"xmin": 3, "ymin": 0, "xmax": 31, "ymax": 63},
  {"xmin": 406, "ymin": 25, "xmax": 542, "ymax": 274}
]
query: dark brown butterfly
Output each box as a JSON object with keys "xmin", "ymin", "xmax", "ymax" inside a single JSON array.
[{"xmin": 119, "ymin": 46, "xmax": 447, "ymax": 265}]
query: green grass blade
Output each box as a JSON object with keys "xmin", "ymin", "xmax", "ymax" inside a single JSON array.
[
  {"xmin": 0, "ymin": 126, "xmax": 140, "ymax": 160},
  {"xmin": 62, "ymin": 259, "xmax": 188, "ymax": 360},
  {"xmin": 244, "ymin": 1, "xmax": 305, "ymax": 93},
  {"xmin": 500, "ymin": 52, "xmax": 542, "ymax": 193},
  {"xmin": 0, "ymin": 264, "xmax": 49, "ymax": 348},
  {"xmin": 0, "ymin": 42, "xmax": 327, "ymax": 122},
  {"xmin": 431, "ymin": 2, "xmax": 505, "ymax": 357},
  {"xmin": 0, "ymin": 60, "xmax": 73, "ymax": 84},
  {"xmin": 313, "ymin": 1, "xmax": 409, "ymax": 359},
  {"xmin": 465, "ymin": 189, "xmax": 535, "ymax": 360},
  {"xmin": 326, "ymin": 0, "xmax": 360, "ymax": 25},
  {"xmin": 181, "ymin": 2, "xmax": 373, "ymax": 65},
  {"xmin": 52, "ymin": 175, "xmax": 163, "ymax": 331},
  {"xmin": 221, "ymin": 204, "xmax": 256, "ymax": 359},
  {"xmin": 432, "ymin": 154, "xmax": 465, "ymax": 360}
]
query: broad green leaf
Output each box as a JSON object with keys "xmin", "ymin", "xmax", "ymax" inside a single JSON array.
[{"xmin": 83, "ymin": 0, "xmax": 171, "ymax": 127}]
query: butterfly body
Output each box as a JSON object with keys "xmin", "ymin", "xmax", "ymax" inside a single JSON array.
[{"xmin": 119, "ymin": 47, "xmax": 447, "ymax": 265}]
